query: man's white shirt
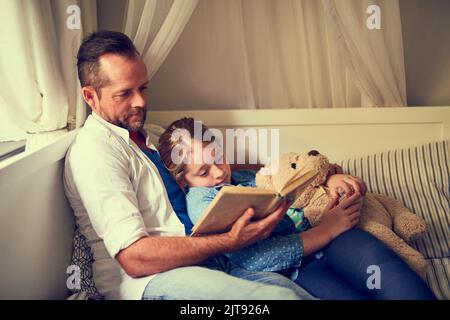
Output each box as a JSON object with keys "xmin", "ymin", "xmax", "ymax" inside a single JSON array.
[{"xmin": 64, "ymin": 112, "xmax": 185, "ymax": 300}]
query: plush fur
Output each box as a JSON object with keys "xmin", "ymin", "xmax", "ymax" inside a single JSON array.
[{"xmin": 256, "ymin": 151, "xmax": 429, "ymax": 278}]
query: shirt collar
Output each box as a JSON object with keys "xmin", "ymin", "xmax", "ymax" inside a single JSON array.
[{"xmin": 90, "ymin": 112, "xmax": 155, "ymax": 150}]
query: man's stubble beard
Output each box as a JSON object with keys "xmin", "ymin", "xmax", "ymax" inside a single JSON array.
[{"xmin": 119, "ymin": 107, "xmax": 147, "ymax": 132}]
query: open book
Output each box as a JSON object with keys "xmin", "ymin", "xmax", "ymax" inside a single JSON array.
[{"xmin": 190, "ymin": 169, "xmax": 318, "ymax": 235}]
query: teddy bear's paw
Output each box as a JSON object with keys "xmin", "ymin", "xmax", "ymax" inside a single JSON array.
[{"xmin": 393, "ymin": 213, "xmax": 428, "ymax": 242}]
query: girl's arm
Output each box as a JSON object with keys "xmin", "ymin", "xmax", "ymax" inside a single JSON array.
[
  {"xmin": 300, "ymin": 192, "xmax": 362, "ymax": 255},
  {"xmin": 229, "ymin": 192, "xmax": 363, "ymax": 272}
]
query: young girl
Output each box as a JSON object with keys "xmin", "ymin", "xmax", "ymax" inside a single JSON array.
[{"xmin": 158, "ymin": 117, "xmax": 435, "ymax": 300}]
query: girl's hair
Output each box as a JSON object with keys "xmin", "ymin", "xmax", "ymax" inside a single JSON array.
[{"xmin": 158, "ymin": 117, "xmax": 210, "ymax": 189}]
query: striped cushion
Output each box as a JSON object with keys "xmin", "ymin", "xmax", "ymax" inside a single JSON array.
[
  {"xmin": 339, "ymin": 140, "xmax": 450, "ymax": 299},
  {"xmin": 426, "ymin": 258, "xmax": 450, "ymax": 300}
]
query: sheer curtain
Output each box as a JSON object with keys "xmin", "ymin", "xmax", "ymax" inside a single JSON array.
[
  {"xmin": 53, "ymin": 0, "xmax": 97, "ymax": 130},
  {"xmin": 322, "ymin": 0, "xmax": 406, "ymax": 107},
  {"xmin": 0, "ymin": 0, "xmax": 96, "ymax": 146},
  {"xmin": 123, "ymin": 0, "xmax": 199, "ymax": 80},
  {"xmin": 148, "ymin": 0, "xmax": 406, "ymax": 110}
]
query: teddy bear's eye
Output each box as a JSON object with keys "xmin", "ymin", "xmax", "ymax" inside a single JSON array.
[{"xmin": 291, "ymin": 163, "xmax": 296, "ymax": 170}]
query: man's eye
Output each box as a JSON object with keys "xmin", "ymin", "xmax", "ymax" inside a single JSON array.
[
  {"xmin": 199, "ymin": 171, "xmax": 207, "ymax": 177},
  {"xmin": 120, "ymin": 90, "xmax": 130, "ymax": 97},
  {"xmin": 140, "ymin": 86, "xmax": 148, "ymax": 92}
]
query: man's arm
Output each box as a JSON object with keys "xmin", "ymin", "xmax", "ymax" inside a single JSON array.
[
  {"xmin": 117, "ymin": 180, "xmax": 362, "ymax": 278},
  {"xmin": 116, "ymin": 202, "xmax": 289, "ymax": 278},
  {"xmin": 116, "ymin": 233, "xmax": 231, "ymax": 277}
]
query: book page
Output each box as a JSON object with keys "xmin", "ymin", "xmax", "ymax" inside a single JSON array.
[
  {"xmin": 279, "ymin": 170, "xmax": 318, "ymax": 200},
  {"xmin": 281, "ymin": 167, "xmax": 317, "ymax": 191}
]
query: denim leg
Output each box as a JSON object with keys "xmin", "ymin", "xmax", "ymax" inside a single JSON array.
[
  {"xmin": 323, "ymin": 229, "xmax": 436, "ymax": 300},
  {"xmin": 142, "ymin": 266, "xmax": 306, "ymax": 300},
  {"xmin": 228, "ymin": 264, "xmax": 317, "ymax": 300},
  {"xmin": 295, "ymin": 257, "xmax": 370, "ymax": 300}
]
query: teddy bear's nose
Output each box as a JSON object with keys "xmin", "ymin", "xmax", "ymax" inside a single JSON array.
[{"xmin": 308, "ymin": 150, "xmax": 320, "ymax": 156}]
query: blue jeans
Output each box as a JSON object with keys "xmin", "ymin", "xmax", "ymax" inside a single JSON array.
[
  {"xmin": 294, "ymin": 229, "xmax": 436, "ymax": 300},
  {"xmin": 142, "ymin": 256, "xmax": 316, "ymax": 300}
]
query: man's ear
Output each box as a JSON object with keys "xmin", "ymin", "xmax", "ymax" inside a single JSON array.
[{"xmin": 81, "ymin": 86, "xmax": 99, "ymax": 112}]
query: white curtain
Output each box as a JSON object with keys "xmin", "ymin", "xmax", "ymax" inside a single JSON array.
[
  {"xmin": 123, "ymin": 0, "xmax": 199, "ymax": 80},
  {"xmin": 322, "ymin": 0, "xmax": 406, "ymax": 107},
  {"xmin": 0, "ymin": 0, "xmax": 96, "ymax": 145},
  {"xmin": 147, "ymin": 0, "xmax": 406, "ymax": 110},
  {"xmin": 53, "ymin": 0, "xmax": 97, "ymax": 130}
]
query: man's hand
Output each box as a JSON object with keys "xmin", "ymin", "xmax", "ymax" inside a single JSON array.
[
  {"xmin": 325, "ymin": 173, "xmax": 367, "ymax": 199},
  {"xmin": 226, "ymin": 201, "xmax": 289, "ymax": 251}
]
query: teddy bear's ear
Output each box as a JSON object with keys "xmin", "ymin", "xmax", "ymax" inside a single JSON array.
[{"xmin": 298, "ymin": 152, "xmax": 332, "ymax": 187}]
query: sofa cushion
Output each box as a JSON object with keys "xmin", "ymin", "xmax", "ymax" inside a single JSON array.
[{"xmin": 426, "ymin": 257, "xmax": 450, "ymax": 300}]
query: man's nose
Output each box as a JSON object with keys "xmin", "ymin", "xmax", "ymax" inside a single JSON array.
[{"xmin": 131, "ymin": 91, "xmax": 146, "ymax": 108}]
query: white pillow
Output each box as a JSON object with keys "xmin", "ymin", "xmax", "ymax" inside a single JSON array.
[{"xmin": 144, "ymin": 123, "xmax": 166, "ymax": 147}]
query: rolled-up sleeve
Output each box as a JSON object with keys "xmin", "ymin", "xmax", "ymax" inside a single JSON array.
[{"xmin": 68, "ymin": 136, "xmax": 148, "ymax": 258}]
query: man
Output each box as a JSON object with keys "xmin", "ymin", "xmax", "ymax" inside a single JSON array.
[{"xmin": 64, "ymin": 30, "xmax": 316, "ymax": 300}]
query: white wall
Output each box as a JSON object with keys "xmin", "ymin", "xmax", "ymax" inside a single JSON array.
[
  {"xmin": 0, "ymin": 132, "xmax": 77, "ymax": 299},
  {"xmin": 400, "ymin": 0, "xmax": 450, "ymax": 106},
  {"xmin": 96, "ymin": 0, "xmax": 126, "ymax": 32}
]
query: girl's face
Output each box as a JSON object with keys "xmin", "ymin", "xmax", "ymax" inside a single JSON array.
[{"xmin": 182, "ymin": 139, "xmax": 231, "ymax": 188}]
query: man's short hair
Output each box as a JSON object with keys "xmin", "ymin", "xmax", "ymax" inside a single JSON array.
[{"xmin": 77, "ymin": 30, "xmax": 139, "ymax": 94}]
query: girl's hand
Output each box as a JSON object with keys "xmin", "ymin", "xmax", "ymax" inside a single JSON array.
[
  {"xmin": 318, "ymin": 192, "xmax": 362, "ymax": 241},
  {"xmin": 325, "ymin": 174, "xmax": 367, "ymax": 199}
]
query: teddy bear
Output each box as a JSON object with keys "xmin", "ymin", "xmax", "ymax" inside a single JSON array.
[{"xmin": 255, "ymin": 151, "xmax": 429, "ymax": 278}]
